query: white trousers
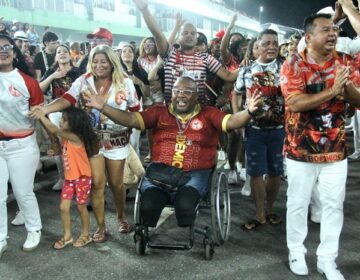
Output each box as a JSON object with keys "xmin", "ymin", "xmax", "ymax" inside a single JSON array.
[
  {"xmin": 286, "ymin": 158, "xmax": 347, "ymax": 262},
  {"xmin": 0, "ymin": 134, "xmax": 42, "ymax": 240}
]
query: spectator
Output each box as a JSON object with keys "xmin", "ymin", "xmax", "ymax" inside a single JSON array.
[
  {"xmin": 33, "ymin": 31, "xmax": 59, "ymax": 81},
  {"xmin": 280, "ymin": 13, "xmax": 360, "ymax": 279},
  {"xmin": 0, "ymin": 34, "xmax": 43, "ymax": 259}
]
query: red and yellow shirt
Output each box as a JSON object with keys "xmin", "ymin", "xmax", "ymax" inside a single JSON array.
[
  {"xmin": 280, "ymin": 50, "xmax": 360, "ymax": 163},
  {"xmin": 135, "ymin": 104, "xmax": 230, "ymax": 171}
]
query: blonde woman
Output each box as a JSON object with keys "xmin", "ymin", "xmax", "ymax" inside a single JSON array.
[{"xmin": 30, "ymin": 45, "xmax": 140, "ymax": 241}]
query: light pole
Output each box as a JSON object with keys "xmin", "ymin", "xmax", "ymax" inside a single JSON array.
[{"xmin": 259, "ymin": 6, "xmax": 263, "ymax": 24}]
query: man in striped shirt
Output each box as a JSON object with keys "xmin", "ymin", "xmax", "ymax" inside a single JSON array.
[{"xmin": 133, "ymin": 0, "xmax": 239, "ymax": 105}]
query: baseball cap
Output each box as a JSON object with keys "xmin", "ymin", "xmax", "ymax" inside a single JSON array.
[
  {"xmin": 86, "ymin": 27, "xmax": 113, "ymax": 44},
  {"xmin": 12, "ymin": 19, "xmax": 19, "ymax": 24},
  {"xmin": 14, "ymin": 31, "xmax": 28, "ymax": 42}
]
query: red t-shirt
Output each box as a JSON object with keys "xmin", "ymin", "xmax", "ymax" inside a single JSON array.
[
  {"xmin": 136, "ymin": 104, "xmax": 230, "ymax": 171},
  {"xmin": 280, "ymin": 50, "xmax": 360, "ymax": 163}
]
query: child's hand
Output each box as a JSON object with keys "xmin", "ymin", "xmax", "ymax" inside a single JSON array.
[{"xmin": 30, "ymin": 106, "xmax": 46, "ymax": 119}]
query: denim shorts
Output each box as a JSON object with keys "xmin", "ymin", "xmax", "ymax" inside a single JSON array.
[
  {"xmin": 245, "ymin": 126, "xmax": 285, "ymax": 177},
  {"xmin": 140, "ymin": 168, "xmax": 212, "ymax": 199}
]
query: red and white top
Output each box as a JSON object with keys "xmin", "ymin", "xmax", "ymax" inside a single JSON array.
[
  {"xmin": 0, "ymin": 69, "xmax": 44, "ymax": 138},
  {"xmin": 63, "ymin": 73, "xmax": 140, "ymax": 159}
]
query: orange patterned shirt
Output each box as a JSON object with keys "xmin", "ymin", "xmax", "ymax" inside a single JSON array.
[{"xmin": 280, "ymin": 50, "xmax": 360, "ymax": 163}]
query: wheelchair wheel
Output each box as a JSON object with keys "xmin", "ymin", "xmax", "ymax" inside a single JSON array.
[
  {"xmin": 203, "ymin": 238, "xmax": 214, "ymax": 260},
  {"xmin": 134, "ymin": 232, "xmax": 146, "ymax": 255},
  {"xmin": 210, "ymin": 171, "xmax": 231, "ymax": 245},
  {"xmin": 133, "ymin": 177, "xmax": 143, "ymax": 225}
]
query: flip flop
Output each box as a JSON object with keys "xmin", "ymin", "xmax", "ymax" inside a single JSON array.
[
  {"xmin": 266, "ymin": 214, "xmax": 282, "ymax": 225},
  {"xmin": 241, "ymin": 219, "xmax": 265, "ymax": 231},
  {"xmin": 73, "ymin": 235, "xmax": 92, "ymax": 248},
  {"xmin": 53, "ymin": 237, "xmax": 74, "ymax": 250}
]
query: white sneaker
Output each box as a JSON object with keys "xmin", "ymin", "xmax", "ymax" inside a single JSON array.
[
  {"xmin": 235, "ymin": 162, "xmax": 242, "ymax": 173},
  {"xmin": 11, "ymin": 210, "xmax": 25, "ymax": 226},
  {"xmin": 227, "ymin": 170, "xmax": 238, "ymax": 185},
  {"xmin": 52, "ymin": 178, "xmax": 64, "ymax": 190},
  {"xmin": 348, "ymin": 151, "xmax": 360, "ymax": 159},
  {"xmin": 217, "ymin": 150, "xmax": 226, "ymax": 161},
  {"xmin": 317, "ymin": 260, "xmax": 345, "ymax": 280},
  {"xmin": 241, "ymin": 176, "xmax": 251, "ymax": 196},
  {"xmin": 223, "ymin": 160, "xmax": 231, "ymax": 170},
  {"xmin": 239, "ymin": 168, "xmax": 247, "ymax": 181},
  {"xmin": 289, "ymin": 253, "xmax": 309, "ymax": 276},
  {"xmin": 23, "ymin": 230, "xmax": 41, "ymax": 251},
  {"xmin": 0, "ymin": 240, "xmax": 7, "ymax": 259}
]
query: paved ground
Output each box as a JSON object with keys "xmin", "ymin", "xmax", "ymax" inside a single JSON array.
[{"xmin": 2, "ymin": 134, "xmax": 360, "ymax": 280}]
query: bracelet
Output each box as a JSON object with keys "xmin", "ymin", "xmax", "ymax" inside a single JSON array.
[{"xmin": 247, "ymin": 108, "xmax": 255, "ymax": 117}]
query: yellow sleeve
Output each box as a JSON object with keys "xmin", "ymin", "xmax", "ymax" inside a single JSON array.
[{"xmin": 221, "ymin": 114, "xmax": 232, "ymax": 133}]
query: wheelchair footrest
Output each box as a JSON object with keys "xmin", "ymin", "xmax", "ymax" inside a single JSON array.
[{"xmin": 148, "ymin": 243, "xmax": 193, "ymax": 250}]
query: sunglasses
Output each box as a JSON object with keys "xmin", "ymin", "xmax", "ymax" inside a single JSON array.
[{"xmin": 0, "ymin": 44, "xmax": 14, "ymax": 52}]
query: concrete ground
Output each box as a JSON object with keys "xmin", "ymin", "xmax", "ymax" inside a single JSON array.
[{"xmin": 1, "ymin": 134, "xmax": 360, "ymax": 280}]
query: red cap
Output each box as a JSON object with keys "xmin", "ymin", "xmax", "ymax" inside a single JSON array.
[
  {"xmin": 215, "ymin": 29, "xmax": 225, "ymax": 40},
  {"xmin": 86, "ymin": 27, "xmax": 113, "ymax": 44}
]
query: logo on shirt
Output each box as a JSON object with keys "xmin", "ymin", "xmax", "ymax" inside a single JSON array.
[
  {"xmin": 115, "ymin": 90, "xmax": 126, "ymax": 105},
  {"xmin": 8, "ymin": 85, "xmax": 21, "ymax": 97},
  {"xmin": 190, "ymin": 118, "xmax": 203, "ymax": 130}
]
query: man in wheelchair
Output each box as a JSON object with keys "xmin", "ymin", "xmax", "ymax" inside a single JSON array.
[{"xmin": 83, "ymin": 76, "xmax": 261, "ymax": 228}]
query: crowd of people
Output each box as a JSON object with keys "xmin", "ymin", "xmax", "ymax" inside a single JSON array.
[{"xmin": 1, "ymin": 0, "xmax": 360, "ymax": 279}]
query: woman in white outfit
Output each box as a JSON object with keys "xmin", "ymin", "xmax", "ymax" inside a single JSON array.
[
  {"xmin": 30, "ymin": 45, "xmax": 140, "ymax": 242},
  {"xmin": 0, "ymin": 34, "xmax": 43, "ymax": 258}
]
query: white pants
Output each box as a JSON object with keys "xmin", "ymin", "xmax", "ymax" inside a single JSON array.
[
  {"xmin": 286, "ymin": 158, "xmax": 347, "ymax": 262},
  {"xmin": 0, "ymin": 134, "xmax": 42, "ymax": 240}
]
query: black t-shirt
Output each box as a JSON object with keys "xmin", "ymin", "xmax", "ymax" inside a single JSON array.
[
  {"xmin": 41, "ymin": 67, "xmax": 80, "ymax": 99},
  {"xmin": 33, "ymin": 51, "xmax": 56, "ymax": 77},
  {"xmin": 77, "ymin": 55, "xmax": 89, "ymax": 76}
]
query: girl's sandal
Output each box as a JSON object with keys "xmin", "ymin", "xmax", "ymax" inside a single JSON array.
[
  {"xmin": 93, "ymin": 228, "xmax": 109, "ymax": 243},
  {"xmin": 73, "ymin": 235, "xmax": 92, "ymax": 248},
  {"xmin": 53, "ymin": 237, "xmax": 74, "ymax": 250}
]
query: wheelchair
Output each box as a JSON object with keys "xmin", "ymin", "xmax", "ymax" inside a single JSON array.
[{"xmin": 133, "ymin": 168, "xmax": 231, "ymax": 260}]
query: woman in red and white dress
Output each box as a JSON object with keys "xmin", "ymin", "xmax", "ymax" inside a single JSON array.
[
  {"xmin": 0, "ymin": 34, "xmax": 43, "ymax": 258},
  {"xmin": 30, "ymin": 45, "xmax": 140, "ymax": 241}
]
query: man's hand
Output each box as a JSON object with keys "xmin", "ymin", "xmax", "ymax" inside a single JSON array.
[
  {"xmin": 82, "ymin": 86, "xmax": 107, "ymax": 111},
  {"xmin": 174, "ymin": 13, "xmax": 185, "ymax": 30},
  {"xmin": 333, "ymin": 1, "xmax": 347, "ymax": 24},
  {"xmin": 332, "ymin": 61, "xmax": 351, "ymax": 96},
  {"xmin": 338, "ymin": 0, "xmax": 357, "ymax": 13},
  {"xmin": 247, "ymin": 89, "xmax": 262, "ymax": 114},
  {"xmin": 132, "ymin": 0, "xmax": 148, "ymax": 10}
]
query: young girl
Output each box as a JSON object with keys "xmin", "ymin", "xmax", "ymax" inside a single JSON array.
[{"xmin": 33, "ymin": 106, "xmax": 98, "ymax": 249}]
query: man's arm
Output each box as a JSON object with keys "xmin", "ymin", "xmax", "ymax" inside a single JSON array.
[
  {"xmin": 286, "ymin": 65, "xmax": 350, "ymax": 112},
  {"xmin": 220, "ymin": 14, "xmax": 237, "ymax": 65},
  {"xmin": 133, "ymin": 0, "xmax": 168, "ymax": 56},
  {"xmin": 216, "ymin": 67, "xmax": 239, "ymax": 82},
  {"xmin": 338, "ymin": 0, "xmax": 360, "ymax": 35},
  {"xmin": 168, "ymin": 13, "xmax": 185, "ymax": 45},
  {"xmin": 82, "ymin": 93, "xmax": 141, "ymax": 129},
  {"xmin": 226, "ymin": 90, "xmax": 261, "ymax": 130}
]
